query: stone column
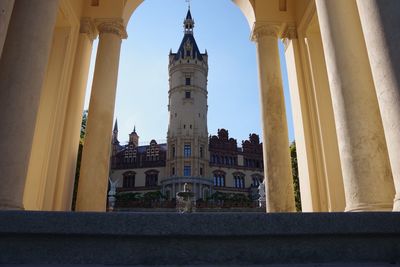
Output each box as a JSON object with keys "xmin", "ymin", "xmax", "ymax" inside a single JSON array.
[
  {"xmin": 0, "ymin": 0, "xmax": 14, "ymax": 57},
  {"xmin": 252, "ymin": 22, "xmax": 296, "ymax": 212},
  {"xmin": 356, "ymin": 0, "xmax": 400, "ymax": 211},
  {"xmin": 315, "ymin": 0, "xmax": 395, "ymax": 211},
  {"xmin": 53, "ymin": 18, "xmax": 96, "ymax": 211},
  {"xmin": 76, "ymin": 19, "xmax": 127, "ymax": 211},
  {"xmin": 0, "ymin": 0, "xmax": 59, "ymax": 210}
]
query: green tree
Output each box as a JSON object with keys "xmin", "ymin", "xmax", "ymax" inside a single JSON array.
[
  {"xmin": 71, "ymin": 110, "xmax": 88, "ymax": 211},
  {"xmin": 290, "ymin": 141, "xmax": 302, "ymax": 212}
]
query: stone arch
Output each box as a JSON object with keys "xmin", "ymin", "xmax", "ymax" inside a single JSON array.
[
  {"xmin": 122, "ymin": 0, "xmax": 143, "ymax": 26},
  {"xmin": 122, "ymin": 0, "xmax": 255, "ymax": 29},
  {"xmin": 231, "ymin": 0, "xmax": 255, "ymax": 29}
]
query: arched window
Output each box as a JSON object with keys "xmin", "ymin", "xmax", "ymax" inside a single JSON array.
[
  {"xmin": 213, "ymin": 170, "xmax": 226, "ymax": 187},
  {"xmin": 251, "ymin": 174, "xmax": 263, "ymax": 188},
  {"xmin": 233, "ymin": 172, "xmax": 245, "ymax": 188},
  {"xmin": 123, "ymin": 171, "xmax": 136, "ymax": 188},
  {"xmin": 145, "ymin": 170, "xmax": 159, "ymax": 187}
]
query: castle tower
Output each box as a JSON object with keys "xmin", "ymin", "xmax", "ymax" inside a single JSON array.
[
  {"xmin": 111, "ymin": 119, "xmax": 119, "ymax": 157},
  {"xmin": 129, "ymin": 126, "xmax": 139, "ymax": 147},
  {"xmin": 166, "ymin": 8, "xmax": 210, "ymax": 195}
]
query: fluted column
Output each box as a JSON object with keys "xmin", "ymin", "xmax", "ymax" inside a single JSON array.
[
  {"xmin": 0, "ymin": 0, "xmax": 59, "ymax": 209},
  {"xmin": 252, "ymin": 22, "xmax": 295, "ymax": 212},
  {"xmin": 76, "ymin": 19, "xmax": 127, "ymax": 211},
  {"xmin": 315, "ymin": 0, "xmax": 395, "ymax": 211},
  {"xmin": 356, "ymin": 0, "xmax": 400, "ymax": 211},
  {"xmin": 53, "ymin": 18, "xmax": 97, "ymax": 211}
]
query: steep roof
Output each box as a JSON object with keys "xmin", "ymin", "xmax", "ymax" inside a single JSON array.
[{"xmin": 173, "ymin": 34, "xmax": 204, "ymax": 61}]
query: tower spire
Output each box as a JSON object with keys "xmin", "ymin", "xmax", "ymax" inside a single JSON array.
[
  {"xmin": 183, "ymin": 5, "xmax": 194, "ymax": 35},
  {"xmin": 112, "ymin": 119, "xmax": 119, "ymax": 145},
  {"xmin": 113, "ymin": 119, "xmax": 118, "ymax": 132}
]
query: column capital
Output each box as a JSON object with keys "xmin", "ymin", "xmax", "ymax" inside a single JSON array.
[
  {"xmin": 80, "ymin": 18, "xmax": 97, "ymax": 41},
  {"xmin": 95, "ymin": 18, "xmax": 127, "ymax": 39},
  {"xmin": 282, "ymin": 25, "xmax": 298, "ymax": 40},
  {"xmin": 282, "ymin": 25, "xmax": 298, "ymax": 50},
  {"xmin": 251, "ymin": 22, "xmax": 282, "ymax": 42}
]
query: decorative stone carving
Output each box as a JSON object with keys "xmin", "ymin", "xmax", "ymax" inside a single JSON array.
[
  {"xmin": 95, "ymin": 18, "xmax": 128, "ymax": 39},
  {"xmin": 80, "ymin": 17, "xmax": 97, "ymax": 41},
  {"xmin": 251, "ymin": 22, "xmax": 282, "ymax": 42},
  {"xmin": 282, "ymin": 25, "xmax": 298, "ymax": 40},
  {"xmin": 282, "ymin": 25, "xmax": 297, "ymax": 50}
]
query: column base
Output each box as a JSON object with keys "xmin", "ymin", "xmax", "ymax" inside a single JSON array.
[
  {"xmin": 345, "ymin": 202, "xmax": 393, "ymax": 212},
  {"xmin": 393, "ymin": 195, "xmax": 400, "ymax": 211}
]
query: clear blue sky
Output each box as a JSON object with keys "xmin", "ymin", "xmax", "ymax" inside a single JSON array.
[{"xmin": 84, "ymin": 0, "xmax": 295, "ymax": 145}]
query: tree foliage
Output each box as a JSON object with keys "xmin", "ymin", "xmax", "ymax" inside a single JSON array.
[
  {"xmin": 71, "ymin": 110, "xmax": 88, "ymax": 211},
  {"xmin": 290, "ymin": 141, "xmax": 302, "ymax": 212}
]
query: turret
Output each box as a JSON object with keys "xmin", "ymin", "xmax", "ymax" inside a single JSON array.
[
  {"xmin": 112, "ymin": 119, "xmax": 119, "ymax": 145},
  {"xmin": 129, "ymin": 126, "xmax": 139, "ymax": 147},
  {"xmin": 111, "ymin": 119, "xmax": 119, "ymax": 157}
]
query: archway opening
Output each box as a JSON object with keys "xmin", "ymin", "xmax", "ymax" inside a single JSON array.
[{"xmin": 81, "ymin": 0, "xmax": 296, "ymax": 211}]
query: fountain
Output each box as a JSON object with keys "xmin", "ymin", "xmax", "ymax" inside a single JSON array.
[{"xmin": 176, "ymin": 183, "xmax": 196, "ymax": 213}]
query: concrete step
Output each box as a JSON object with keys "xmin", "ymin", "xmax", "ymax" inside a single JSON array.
[
  {"xmin": 1, "ymin": 265, "xmax": 399, "ymax": 267},
  {"xmin": 0, "ymin": 211, "xmax": 400, "ymax": 265}
]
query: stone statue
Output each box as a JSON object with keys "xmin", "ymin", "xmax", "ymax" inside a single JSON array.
[
  {"xmin": 258, "ymin": 180, "xmax": 266, "ymax": 208},
  {"xmin": 108, "ymin": 177, "xmax": 117, "ymax": 196},
  {"xmin": 108, "ymin": 177, "xmax": 117, "ymax": 211}
]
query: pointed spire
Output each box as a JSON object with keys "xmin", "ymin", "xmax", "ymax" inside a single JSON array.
[
  {"xmin": 186, "ymin": 9, "xmax": 192, "ymax": 20},
  {"xmin": 113, "ymin": 119, "xmax": 118, "ymax": 132},
  {"xmin": 183, "ymin": 7, "xmax": 194, "ymax": 35},
  {"xmin": 133, "ymin": 125, "xmax": 136, "ymax": 134},
  {"xmin": 112, "ymin": 119, "xmax": 119, "ymax": 145}
]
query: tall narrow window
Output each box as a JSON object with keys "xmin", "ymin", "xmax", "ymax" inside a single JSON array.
[
  {"xmin": 145, "ymin": 170, "xmax": 159, "ymax": 187},
  {"xmin": 184, "ymin": 165, "xmax": 191, "ymax": 177},
  {"xmin": 213, "ymin": 172, "xmax": 226, "ymax": 187},
  {"xmin": 184, "ymin": 144, "xmax": 191, "ymax": 157},
  {"xmin": 172, "ymin": 145, "xmax": 176, "ymax": 158},
  {"xmin": 233, "ymin": 173, "xmax": 245, "ymax": 188},
  {"xmin": 186, "ymin": 77, "xmax": 191, "ymax": 85},
  {"xmin": 200, "ymin": 146, "xmax": 204, "ymax": 158},
  {"xmin": 185, "ymin": 91, "xmax": 191, "ymax": 98},
  {"xmin": 123, "ymin": 172, "xmax": 135, "ymax": 188}
]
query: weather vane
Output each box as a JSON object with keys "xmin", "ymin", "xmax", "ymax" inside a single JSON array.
[{"xmin": 186, "ymin": 0, "xmax": 191, "ymax": 9}]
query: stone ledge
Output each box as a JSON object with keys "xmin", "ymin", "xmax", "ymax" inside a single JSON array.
[
  {"xmin": 0, "ymin": 211, "xmax": 399, "ymax": 265},
  {"xmin": 0, "ymin": 211, "xmax": 399, "ymax": 236}
]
